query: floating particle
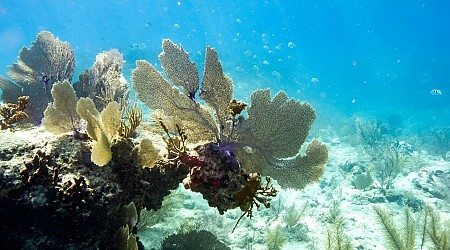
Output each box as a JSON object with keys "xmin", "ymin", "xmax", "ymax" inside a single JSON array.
[
  {"xmin": 235, "ymin": 66, "xmax": 244, "ymax": 72},
  {"xmin": 263, "ymin": 45, "xmax": 269, "ymax": 50},
  {"xmin": 0, "ymin": 7, "xmax": 6, "ymax": 16},
  {"xmin": 253, "ymin": 65, "xmax": 259, "ymax": 71},
  {"xmin": 236, "ymin": 18, "xmax": 241, "ymax": 23},
  {"xmin": 262, "ymin": 60, "xmax": 269, "ymax": 65},
  {"xmin": 287, "ymin": 42, "xmax": 295, "ymax": 48},
  {"xmin": 244, "ymin": 51, "xmax": 252, "ymax": 56},
  {"xmin": 177, "ymin": 1, "xmax": 181, "ymax": 6},
  {"xmin": 243, "ymin": 146, "xmax": 253, "ymax": 154},
  {"xmin": 352, "ymin": 60, "xmax": 357, "ymax": 66},
  {"xmin": 174, "ymin": 23, "xmax": 180, "ymax": 28},
  {"xmin": 430, "ymin": 89, "xmax": 442, "ymax": 95},
  {"xmin": 351, "ymin": 99, "xmax": 356, "ymax": 104},
  {"xmin": 272, "ymin": 71, "xmax": 281, "ymax": 78},
  {"xmin": 311, "ymin": 77, "xmax": 319, "ymax": 84}
]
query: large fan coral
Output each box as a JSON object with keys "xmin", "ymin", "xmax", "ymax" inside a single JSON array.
[
  {"xmin": 0, "ymin": 31, "xmax": 75, "ymax": 124},
  {"xmin": 132, "ymin": 39, "xmax": 328, "ymax": 213}
]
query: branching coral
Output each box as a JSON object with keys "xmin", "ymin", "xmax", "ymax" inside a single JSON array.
[
  {"xmin": 132, "ymin": 39, "xmax": 328, "ymax": 217},
  {"xmin": 0, "ymin": 95, "xmax": 29, "ymax": 130},
  {"xmin": 233, "ymin": 174, "xmax": 278, "ymax": 232},
  {"xmin": 119, "ymin": 101, "xmax": 142, "ymax": 138},
  {"xmin": 0, "ymin": 31, "xmax": 75, "ymax": 124}
]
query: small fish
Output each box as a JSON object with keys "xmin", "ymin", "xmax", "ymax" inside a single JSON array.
[{"xmin": 430, "ymin": 89, "xmax": 442, "ymax": 95}]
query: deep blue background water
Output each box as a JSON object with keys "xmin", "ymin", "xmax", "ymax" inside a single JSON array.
[{"xmin": 1, "ymin": 1, "xmax": 449, "ymax": 128}]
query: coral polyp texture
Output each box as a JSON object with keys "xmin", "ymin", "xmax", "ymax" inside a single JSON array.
[
  {"xmin": 132, "ymin": 39, "xmax": 328, "ymax": 213},
  {"xmin": 0, "ymin": 31, "xmax": 75, "ymax": 124}
]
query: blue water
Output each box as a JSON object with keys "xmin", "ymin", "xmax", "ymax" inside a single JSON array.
[{"xmin": 1, "ymin": 0, "xmax": 449, "ymax": 126}]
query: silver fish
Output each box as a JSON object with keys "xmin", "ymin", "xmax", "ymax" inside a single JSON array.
[{"xmin": 430, "ymin": 89, "xmax": 442, "ymax": 95}]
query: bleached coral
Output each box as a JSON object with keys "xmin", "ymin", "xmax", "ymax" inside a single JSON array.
[
  {"xmin": 42, "ymin": 80, "xmax": 80, "ymax": 134},
  {"xmin": 0, "ymin": 31, "xmax": 75, "ymax": 124},
  {"xmin": 136, "ymin": 138, "xmax": 162, "ymax": 168},
  {"xmin": 76, "ymin": 98, "xmax": 121, "ymax": 166},
  {"xmin": 74, "ymin": 49, "xmax": 129, "ymax": 111}
]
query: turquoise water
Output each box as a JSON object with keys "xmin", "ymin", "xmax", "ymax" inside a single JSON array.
[
  {"xmin": 1, "ymin": 1, "xmax": 449, "ymax": 125},
  {"xmin": 1, "ymin": 1, "xmax": 450, "ymax": 249}
]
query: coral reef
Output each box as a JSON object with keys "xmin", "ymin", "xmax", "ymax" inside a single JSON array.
[
  {"xmin": 0, "ymin": 95, "xmax": 29, "ymax": 130},
  {"xmin": 0, "ymin": 33, "xmax": 329, "ymax": 249},
  {"xmin": 132, "ymin": 39, "xmax": 328, "ymax": 216},
  {"xmin": 0, "ymin": 129, "xmax": 187, "ymax": 249},
  {"xmin": 0, "ymin": 31, "xmax": 75, "ymax": 124}
]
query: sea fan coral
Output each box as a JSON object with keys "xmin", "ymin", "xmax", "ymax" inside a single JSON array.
[
  {"xmin": 132, "ymin": 39, "xmax": 328, "ymax": 212},
  {"xmin": 0, "ymin": 31, "xmax": 75, "ymax": 124},
  {"xmin": 74, "ymin": 49, "xmax": 130, "ymax": 111}
]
